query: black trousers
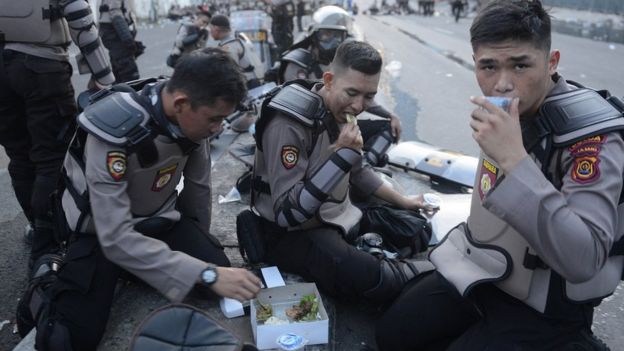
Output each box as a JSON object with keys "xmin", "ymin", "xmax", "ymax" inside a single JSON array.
[
  {"xmin": 262, "ymin": 222, "xmax": 382, "ymax": 300},
  {"xmin": 99, "ymin": 24, "xmax": 139, "ymax": 83},
  {"xmin": 376, "ymin": 271, "xmax": 595, "ymax": 351},
  {"xmin": 0, "ymin": 50, "xmax": 77, "ymax": 255},
  {"xmin": 46, "ymin": 217, "xmax": 229, "ymax": 350}
]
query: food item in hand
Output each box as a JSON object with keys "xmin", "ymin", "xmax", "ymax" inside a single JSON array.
[
  {"xmin": 285, "ymin": 294, "xmax": 319, "ymax": 322},
  {"xmin": 345, "ymin": 113, "xmax": 357, "ymax": 124},
  {"xmin": 256, "ymin": 301, "xmax": 273, "ymax": 323}
]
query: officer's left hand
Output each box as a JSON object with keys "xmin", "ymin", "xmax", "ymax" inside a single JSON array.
[
  {"xmin": 390, "ymin": 114, "xmax": 402, "ymax": 142},
  {"xmin": 401, "ymin": 194, "xmax": 435, "ymax": 211},
  {"xmin": 469, "ymin": 96, "xmax": 527, "ymax": 173}
]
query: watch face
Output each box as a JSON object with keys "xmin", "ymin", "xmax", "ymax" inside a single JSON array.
[{"xmin": 202, "ymin": 268, "xmax": 217, "ymax": 284}]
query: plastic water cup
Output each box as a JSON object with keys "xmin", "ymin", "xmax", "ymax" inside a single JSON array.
[{"xmin": 484, "ymin": 96, "xmax": 512, "ymax": 113}]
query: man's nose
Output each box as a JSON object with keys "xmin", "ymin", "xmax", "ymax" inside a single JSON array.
[
  {"xmin": 350, "ymin": 96, "xmax": 365, "ymax": 115},
  {"xmin": 494, "ymin": 71, "xmax": 514, "ymax": 93}
]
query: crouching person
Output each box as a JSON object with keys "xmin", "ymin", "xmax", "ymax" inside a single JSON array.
[
  {"xmin": 251, "ymin": 41, "xmax": 435, "ymax": 305},
  {"xmin": 15, "ymin": 48, "xmax": 262, "ymax": 351}
]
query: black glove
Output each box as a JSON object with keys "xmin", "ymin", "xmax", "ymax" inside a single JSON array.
[{"xmin": 134, "ymin": 41, "xmax": 146, "ymax": 58}]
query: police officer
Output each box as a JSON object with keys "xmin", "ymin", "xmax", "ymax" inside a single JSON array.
[
  {"xmin": 209, "ymin": 14, "xmax": 265, "ymax": 132},
  {"xmin": 99, "ymin": 0, "xmax": 140, "ymax": 82},
  {"xmin": 0, "ymin": 0, "xmax": 115, "ymax": 260},
  {"xmin": 167, "ymin": 7, "xmax": 212, "ymax": 68},
  {"xmin": 376, "ymin": 1, "xmax": 623, "ymax": 350},
  {"xmin": 252, "ymin": 41, "xmax": 435, "ymax": 305},
  {"xmin": 269, "ymin": 0, "xmax": 295, "ymax": 56},
  {"xmin": 16, "ymin": 49, "xmax": 262, "ymax": 350},
  {"xmin": 278, "ymin": 15, "xmax": 403, "ymax": 164},
  {"xmin": 209, "ymin": 15, "xmax": 263, "ymax": 89}
]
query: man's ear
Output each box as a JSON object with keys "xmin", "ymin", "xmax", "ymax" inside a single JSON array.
[
  {"xmin": 322, "ymin": 71, "xmax": 334, "ymax": 90},
  {"xmin": 548, "ymin": 50, "xmax": 560, "ymax": 75},
  {"xmin": 173, "ymin": 94, "xmax": 190, "ymax": 114}
]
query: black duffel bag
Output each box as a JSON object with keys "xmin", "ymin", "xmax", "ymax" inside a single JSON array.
[{"xmin": 359, "ymin": 206, "xmax": 432, "ymax": 257}]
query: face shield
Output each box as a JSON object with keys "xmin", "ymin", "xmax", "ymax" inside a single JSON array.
[{"xmin": 314, "ymin": 28, "xmax": 347, "ymax": 64}]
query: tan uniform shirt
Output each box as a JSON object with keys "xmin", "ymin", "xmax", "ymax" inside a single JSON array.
[{"xmin": 62, "ymin": 89, "xmax": 213, "ymax": 302}]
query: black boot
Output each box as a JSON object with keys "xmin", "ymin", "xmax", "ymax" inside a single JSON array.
[
  {"xmin": 363, "ymin": 258, "xmax": 434, "ymax": 304},
  {"xmin": 16, "ymin": 253, "xmax": 64, "ymax": 337}
]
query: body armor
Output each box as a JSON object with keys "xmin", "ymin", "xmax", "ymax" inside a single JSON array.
[
  {"xmin": 252, "ymin": 82, "xmax": 362, "ymax": 234},
  {"xmin": 430, "ymin": 86, "xmax": 624, "ymax": 313}
]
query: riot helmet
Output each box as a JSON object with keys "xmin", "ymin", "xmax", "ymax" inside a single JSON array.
[
  {"xmin": 312, "ymin": 26, "xmax": 347, "ymax": 64},
  {"xmin": 308, "ymin": 5, "xmax": 353, "ymax": 64}
]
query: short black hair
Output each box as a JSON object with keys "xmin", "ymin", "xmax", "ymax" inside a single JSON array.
[
  {"xmin": 166, "ymin": 48, "xmax": 247, "ymax": 110},
  {"xmin": 210, "ymin": 14, "xmax": 230, "ymax": 30},
  {"xmin": 330, "ymin": 40, "xmax": 382, "ymax": 76},
  {"xmin": 470, "ymin": 0, "xmax": 551, "ymax": 52}
]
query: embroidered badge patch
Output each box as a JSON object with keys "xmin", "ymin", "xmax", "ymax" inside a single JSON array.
[
  {"xmin": 478, "ymin": 158, "xmax": 498, "ymax": 201},
  {"xmin": 152, "ymin": 163, "xmax": 178, "ymax": 192},
  {"xmin": 107, "ymin": 151, "xmax": 127, "ymax": 181},
  {"xmin": 569, "ymin": 135, "xmax": 605, "ymax": 184},
  {"xmin": 281, "ymin": 145, "xmax": 299, "ymax": 169},
  {"xmin": 571, "ymin": 156, "xmax": 600, "ymax": 184}
]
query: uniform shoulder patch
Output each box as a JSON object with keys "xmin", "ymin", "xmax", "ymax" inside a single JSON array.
[
  {"xmin": 152, "ymin": 163, "xmax": 178, "ymax": 192},
  {"xmin": 281, "ymin": 145, "xmax": 299, "ymax": 170},
  {"xmin": 569, "ymin": 135, "xmax": 606, "ymax": 184},
  {"xmin": 107, "ymin": 151, "xmax": 127, "ymax": 181},
  {"xmin": 478, "ymin": 158, "xmax": 498, "ymax": 201}
]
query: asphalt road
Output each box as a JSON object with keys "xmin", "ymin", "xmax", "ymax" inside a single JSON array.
[{"xmin": 2, "ymin": 3, "xmax": 623, "ymax": 350}]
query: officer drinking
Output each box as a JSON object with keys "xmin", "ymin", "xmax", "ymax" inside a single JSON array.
[{"xmin": 376, "ymin": 1, "xmax": 623, "ymax": 350}]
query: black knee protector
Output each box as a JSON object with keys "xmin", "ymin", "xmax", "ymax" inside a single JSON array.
[{"xmin": 363, "ymin": 258, "xmax": 434, "ymax": 303}]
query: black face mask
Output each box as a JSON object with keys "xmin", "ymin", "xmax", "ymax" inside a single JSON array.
[
  {"xmin": 317, "ymin": 40, "xmax": 340, "ymax": 65},
  {"xmin": 314, "ymin": 29, "xmax": 346, "ymax": 65}
]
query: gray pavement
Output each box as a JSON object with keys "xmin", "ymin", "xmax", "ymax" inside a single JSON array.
[{"xmin": 2, "ymin": 4, "xmax": 624, "ymax": 350}]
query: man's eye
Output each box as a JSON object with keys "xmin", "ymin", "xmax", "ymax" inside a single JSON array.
[
  {"xmin": 347, "ymin": 91, "xmax": 357, "ymax": 97},
  {"xmin": 481, "ymin": 65, "xmax": 495, "ymax": 71},
  {"xmin": 515, "ymin": 64, "xmax": 528, "ymax": 70}
]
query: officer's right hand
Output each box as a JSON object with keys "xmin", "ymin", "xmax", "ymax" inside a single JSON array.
[
  {"xmin": 334, "ymin": 123, "xmax": 363, "ymax": 152},
  {"xmin": 210, "ymin": 267, "xmax": 262, "ymax": 302},
  {"xmin": 88, "ymin": 77, "xmax": 111, "ymax": 91}
]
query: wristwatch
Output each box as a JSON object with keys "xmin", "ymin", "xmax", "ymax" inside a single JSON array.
[{"xmin": 199, "ymin": 267, "xmax": 218, "ymax": 287}]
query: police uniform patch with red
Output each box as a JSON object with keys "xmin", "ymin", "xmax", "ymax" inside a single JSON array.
[
  {"xmin": 478, "ymin": 158, "xmax": 498, "ymax": 201},
  {"xmin": 569, "ymin": 135, "xmax": 606, "ymax": 184},
  {"xmin": 107, "ymin": 151, "xmax": 127, "ymax": 181},
  {"xmin": 152, "ymin": 163, "xmax": 178, "ymax": 192},
  {"xmin": 281, "ymin": 145, "xmax": 299, "ymax": 169}
]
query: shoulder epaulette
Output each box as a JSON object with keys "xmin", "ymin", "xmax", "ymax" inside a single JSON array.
[
  {"xmin": 78, "ymin": 91, "xmax": 152, "ymax": 147},
  {"xmin": 267, "ymin": 83, "xmax": 324, "ymax": 128},
  {"xmin": 540, "ymin": 88, "xmax": 624, "ymax": 146}
]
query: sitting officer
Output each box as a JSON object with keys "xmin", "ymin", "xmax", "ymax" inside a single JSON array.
[
  {"xmin": 251, "ymin": 41, "xmax": 435, "ymax": 305},
  {"xmin": 166, "ymin": 7, "xmax": 212, "ymax": 68},
  {"xmin": 15, "ymin": 49, "xmax": 262, "ymax": 350},
  {"xmin": 376, "ymin": 1, "xmax": 623, "ymax": 350},
  {"xmin": 277, "ymin": 6, "xmax": 402, "ymax": 163}
]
